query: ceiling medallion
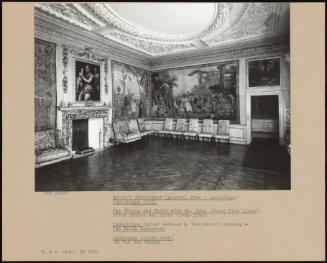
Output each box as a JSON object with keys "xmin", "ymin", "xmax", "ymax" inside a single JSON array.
[{"xmin": 86, "ymin": 3, "xmax": 231, "ymax": 42}]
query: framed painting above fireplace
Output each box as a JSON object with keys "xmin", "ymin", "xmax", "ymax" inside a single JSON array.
[{"xmin": 75, "ymin": 59, "xmax": 101, "ymax": 102}]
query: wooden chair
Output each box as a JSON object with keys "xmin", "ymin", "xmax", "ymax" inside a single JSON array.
[
  {"xmin": 183, "ymin": 119, "xmax": 199, "ymax": 140},
  {"xmin": 214, "ymin": 120, "xmax": 230, "ymax": 143},
  {"xmin": 170, "ymin": 118, "xmax": 186, "ymax": 139},
  {"xmin": 158, "ymin": 118, "xmax": 174, "ymax": 137},
  {"xmin": 198, "ymin": 119, "xmax": 214, "ymax": 142}
]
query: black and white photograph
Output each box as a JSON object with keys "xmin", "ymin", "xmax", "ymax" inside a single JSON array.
[{"xmin": 34, "ymin": 2, "xmax": 291, "ymax": 191}]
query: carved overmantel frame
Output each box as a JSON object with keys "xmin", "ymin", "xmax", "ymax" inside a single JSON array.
[
  {"xmin": 59, "ymin": 106, "xmax": 112, "ymax": 151},
  {"xmin": 62, "ymin": 46, "xmax": 110, "ymax": 107}
]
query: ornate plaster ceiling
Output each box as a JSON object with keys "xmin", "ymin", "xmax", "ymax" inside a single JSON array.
[{"xmin": 34, "ymin": 2, "xmax": 289, "ymax": 57}]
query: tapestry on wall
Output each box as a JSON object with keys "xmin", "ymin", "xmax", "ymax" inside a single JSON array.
[
  {"xmin": 151, "ymin": 61, "xmax": 239, "ymax": 122},
  {"xmin": 35, "ymin": 38, "xmax": 57, "ymax": 131},
  {"xmin": 112, "ymin": 61, "xmax": 150, "ymax": 120}
]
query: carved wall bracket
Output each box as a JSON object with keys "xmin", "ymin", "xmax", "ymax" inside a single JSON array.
[
  {"xmin": 104, "ymin": 60, "xmax": 109, "ymax": 94},
  {"xmin": 62, "ymin": 45, "xmax": 69, "ymax": 93}
]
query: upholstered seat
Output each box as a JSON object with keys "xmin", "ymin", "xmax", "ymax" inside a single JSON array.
[
  {"xmin": 157, "ymin": 130, "xmax": 171, "ymax": 134},
  {"xmin": 183, "ymin": 131, "xmax": 198, "ymax": 137},
  {"xmin": 170, "ymin": 118, "xmax": 186, "ymax": 138},
  {"xmin": 158, "ymin": 118, "xmax": 174, "ymax": 137},
  {"xmin": 183, "ymin": 118, "xmax": 199, "ymax": 140},
  {"xmin": 137, "ymin": 118, "xmax": 155, "ymax": 137},
  {"xmin": 37, "ymin": 148, "xmax": 70, "ymax": 163},
  {"xmin": 35, "ymin": 129, "xmax": 71, "ymax": 167},
  {"xmin": 113, "ymin": 120, "xmax": 141, "ymax": 143},
  {"xmin": 170, "ymin": 131, "xmax": 183, "ymax": 135},
  {"xmin": 140, "ymin": 130, "xmax": 154, "ymax": 136},
  {"xmin": 127, "ymin": 132, "xmax": 142, "ymax": 141},
  {"xmin": 198, "ymin": 119, "xmax": 214, "ymax": 141},
  {"xmin": 198, "ymin": 133, "xmax": 213, "ymax": 138},
  {"xmin": 214, "ymin": 120, "xmax": 230, "ymax": 143},
  {"xmin": 129, "ymin": 119, "xmax": 141, "ymax": 133}
]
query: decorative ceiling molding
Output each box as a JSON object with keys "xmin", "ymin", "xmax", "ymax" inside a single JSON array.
[
  {"xmin": 86, "ymin": 3, "xmax": 231, "ymax": 42},
  {"xmin": 102, "ymin": 31, "xmax": 195, "ymax": 55},
  {"xmin": 71, "ymin": 3, "xmax": 106, "ymax": 27},
  {"xmin": 149, "ymin": 34, "xmax": 290, "ymax": 69},
  {"xmin": 205, "ymin": 3, "xmax": 282, "ymax": 45},
  {"xmin": 34, "ymin": 12, "xmax": 152, "ymax": 70},
  {"xmin": 34, "ymin": 3, "xmax": 289, "ymax": 57},
  {"xmin": 35, "ymin": 3, "xmax": 99, "ymax": 31}
]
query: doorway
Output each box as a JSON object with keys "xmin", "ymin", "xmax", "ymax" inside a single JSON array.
[{"xmin": 250, "ymin": 95, "xmax": 279, "ymax": 141}]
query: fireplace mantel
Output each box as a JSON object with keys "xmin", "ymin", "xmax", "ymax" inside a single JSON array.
[
  {"xmin": 59, "ymin": 106, "xmax": 112, "ymax": 121},
  {"xmin": 59, "ymin": 106, "xmax": 111, "ymax": 112},
  {"xmin": 58, "ymin": 106, "xmax": 112, "ymax": 151}
]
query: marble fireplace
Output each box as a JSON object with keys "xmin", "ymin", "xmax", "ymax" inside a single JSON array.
[{"xmin": 58, "ymin": 106, "xmax": 112, "ymax": 152}]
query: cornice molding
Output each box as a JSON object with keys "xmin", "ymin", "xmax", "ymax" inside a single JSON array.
[
  {"xmin": 149, "ymin": 34, "xmax": 290, "ymax": 70},
  {"xmin": 35, "ymin": 10, "xmax": 151, "ymax": 69}
]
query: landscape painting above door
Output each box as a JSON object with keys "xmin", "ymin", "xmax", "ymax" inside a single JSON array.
[
  {"xmin": 112, "ymin": 61, "xmax": 150, "ymax": 120},
  {"xmin": 248, "ymin": 58, "xmax": 280, "ymax": 87},
  {"xmin": 151, "ymin": 61, "xmax": 239, "ymax": 122}
]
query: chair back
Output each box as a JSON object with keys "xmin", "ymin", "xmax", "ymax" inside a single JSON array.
[
  {"xmin": 137, "ymin": 118, "xmax": 146, "ymax": 132},
  {"xmin": 188, "ymin": 119, "xmax": 199, "ymax": 133},
  {"xmin": 164, "ymin": 118, "xmax": 174, "ymax": 131},
  {"xmin": 129, "ymin": 119, "xmax": 140, "ymax": 133},
  {"xmin": 175, "ymin": 119, "xmax": 186, "ymax": 132},
  {"xmin": 35, "ymin": 130, "xmax": 56, "ymax": 151},
  {"xmin": 217, "ymin": 120, "xmax": 230, "ymax": 135},
  {"xmin": 202, "ymin": 119, "xmax": 214, "ymax": 134}
]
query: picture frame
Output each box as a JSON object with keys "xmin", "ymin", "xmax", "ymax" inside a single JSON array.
[
  {"xmin": 248, "ymin": 57, "xmax": 281, "ymax": 87},
  {"xmin": 74, "ymin": 59, "xmax": 101, "ymax": 102}
]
